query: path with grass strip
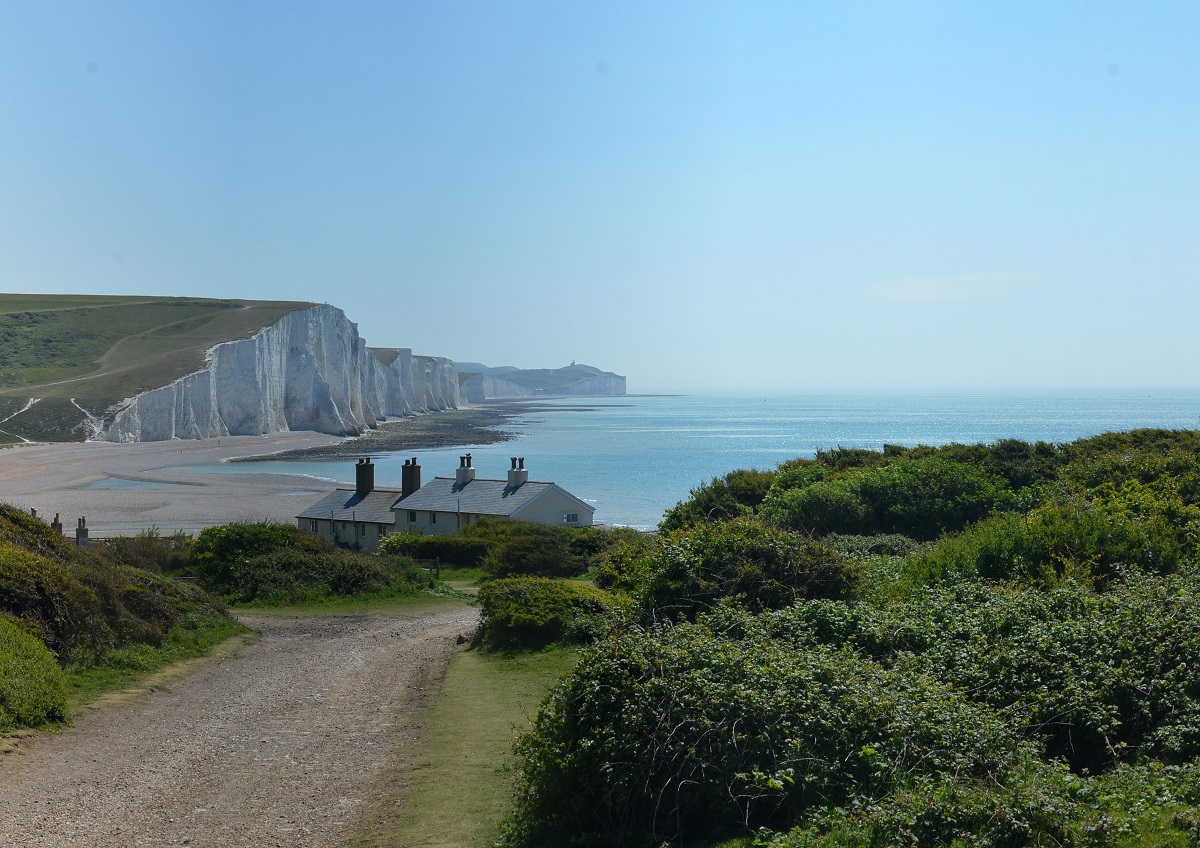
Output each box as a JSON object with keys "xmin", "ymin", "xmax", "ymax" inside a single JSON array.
[{"xmin": 0, "ymin": 603, "xmax": 478, "ymax": 847}]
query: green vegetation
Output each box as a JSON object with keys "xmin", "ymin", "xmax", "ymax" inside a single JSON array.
[
  {"xmin": 0, "ymin": 615, "xmax": 67, "ymax": 731},
  {"xmin": 379, "ymin": 518, "xmax": 643, "ymax": 580},
  {"xmin": 354, "ymin": 647, "xmax": 578, "ymax": 848},
  {"xmin": 476, "ymin": 577, "xmax": 628, "ymax": 650},
  {"xmin": 489, "ymin": 429, "xmax": 1200, "ymax": 847},
  {"xmin": 0, "ymin": 294, "xmax": 311, "ymax": 441},
  {"xmin": 0, "ymin": 502, "xmax": 240, "ymax": 730},
  {"xmin": 185, "ymin": 522, "xmax": 436, "ymax": 605}
]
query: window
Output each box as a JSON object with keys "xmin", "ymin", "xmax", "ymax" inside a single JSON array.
[
  {"xmin": 408, "ymin": 510, "xmax": 417, "ymax": 522},
  {"xmin": 564, "ymin": 512, "xmax": 579, "ymax": 524},
  {"xmin": 359, "ymin": 523, "xmax": 366, "ymax": 537},
  {"xmin": 309, "ymin": 519, "xmax": 318, "ymax": 532},
  {"xmin": 429, "ymin": 511, "xmax": 437, "ymax": 525}
]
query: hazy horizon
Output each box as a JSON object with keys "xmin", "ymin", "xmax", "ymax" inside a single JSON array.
[{"xmin": 2, "ymin": 3, "xmax": 1196, "ymax": 393}]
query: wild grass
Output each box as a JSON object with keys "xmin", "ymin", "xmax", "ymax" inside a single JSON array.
[
  {"xmin": 0, "ymin": 295, "xmax": 312, "ymax": 414},
  {"xmin": 352, "ymin": 646, "xmax": 578, "ymax": 848}
]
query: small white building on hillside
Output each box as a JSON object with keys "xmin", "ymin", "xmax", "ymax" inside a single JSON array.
[{"xmin": 296, "ymin": 455, "xmax": 594, "ymax": 545}]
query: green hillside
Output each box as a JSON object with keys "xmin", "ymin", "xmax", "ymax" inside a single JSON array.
[{"xmin": 0, "ymin": 294, "xmax": 313, "ymax": 443}]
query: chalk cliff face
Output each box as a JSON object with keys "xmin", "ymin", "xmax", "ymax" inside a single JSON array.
[{"xmin": 99, "ymin": 305, "xmax": 459, "ymax": 442}]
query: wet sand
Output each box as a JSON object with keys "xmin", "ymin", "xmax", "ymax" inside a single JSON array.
[
  {"xmin": 0, "ymin": 431, "xmax": 348, "ymax": 537},
  {"xmin": 0, "ymin": 402, "xmax": 601, "ymax": 538}
]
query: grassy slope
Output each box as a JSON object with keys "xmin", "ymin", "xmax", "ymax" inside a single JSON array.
[{"xmin": 0, "ymin": 294, "xmax": 313, "ymax": 442}]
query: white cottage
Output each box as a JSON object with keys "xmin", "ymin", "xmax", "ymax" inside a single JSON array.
[
  {"xmin": 297, "ymin": 455, "xmax": 595, "ymax": 543},
  {"xmin": 392, "ymin": 454, "xmax": 595, "ymax": 534}
]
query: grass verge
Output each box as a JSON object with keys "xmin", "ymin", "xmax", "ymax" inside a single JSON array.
[
  {"xmin": 353, "ymin": 646, "xmax": 578, "ymax": 848},
  {"xmin": 65, "ymin": 610, "xmax": 252, "ymax": 713}
]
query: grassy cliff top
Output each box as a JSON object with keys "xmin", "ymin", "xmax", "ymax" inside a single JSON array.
[{"xmin": 0, "ymin": 294, "xmax": 314, "ymax": 401}]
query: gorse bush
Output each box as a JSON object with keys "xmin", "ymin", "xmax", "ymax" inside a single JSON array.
[
  {"xmin": 99, "ymin": 527, "xmax": 191, "ymax": 574},
  {"xmin": 660, "ymin": 468, "xmax": 777, "ymax": 531},
  {"xmin": 0, "ymin": 504, "xmax": 225, "ymax": 664},
  {"xmin": 377, "ymin": 531, "xmax": 491, "ymax": 569},
  {"xmin": 476, "ymin": 577, "xmax": 627, "ymax": 650},
  {"xmin": 761, "ymin": 456, "xmax": 1014, "ymax": 540},
  {"xmin": 0, "ymin": 614, "xmax": 68, "ymax": 731},
  {"xmin": 221, "ymin": 547, "xmax": 431, "ymax": 605}
]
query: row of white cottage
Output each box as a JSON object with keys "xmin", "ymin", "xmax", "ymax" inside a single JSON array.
[{"xmin": 296, "ymin": 455, "xmax": 595, "ymax": 552}]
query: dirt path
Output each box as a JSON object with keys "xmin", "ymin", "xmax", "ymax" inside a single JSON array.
[{"xmin": 0, "ymin": 604, "xmax": 479, "ymax": 847}]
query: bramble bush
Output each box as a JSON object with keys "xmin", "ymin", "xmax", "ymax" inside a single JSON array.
[
  {"xmin": 636, "ymin": 518, "xmax": 855, "ymax": 621},
  {"xmin": 659, "ymin": 468, "xmax": 778, "ymax": 531},
  {"xmin": 503, "ymin": 608, "xmax": 1039, "ymax": 847},
  {"xmin": 475, "ymin": 577, "xmax": 628, "ymax": 650}
]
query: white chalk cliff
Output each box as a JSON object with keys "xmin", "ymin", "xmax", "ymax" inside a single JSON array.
[{"xmin": 99, "ymin": 305, "xmax": 459, "ymax": 442}]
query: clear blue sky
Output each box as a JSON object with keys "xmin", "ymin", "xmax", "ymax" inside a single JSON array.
[{"xmin": 1, "ymin": 2, "xmax": 1196, "ymax": 392}]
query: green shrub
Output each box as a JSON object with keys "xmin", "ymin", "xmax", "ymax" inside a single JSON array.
[
  {"xmin": 221, "ymin": 547, "xmax": 431, "ymax": 605},
  {"xmin": 637, "ymin": 518, "xmax": 854, "ymax": 620},
  {"xmin": 189, "ymin": 522, "xmax": 326, "ymax": 594},
  {"xmin": 476, "ymin": 577, "xmax": 627, "ymax": 650},
  {"xmin": 660, "ymin": 467, "xmax": 777, "ymax": 531},
  {"xmin": 822, "ymin": 532, "xmax": 926, "ymax": 560},
  {"xmin": 377, "ymin": 531, "xmax": 492, "ymax": 569},
  {"xmin": 505, "ymin": 609, "xmax": 1035, "ymax": 847},
  {"xmin": 98, "ymin": 527, "xmax": 191, "ymax": 574},
  {"xmin": 762, "ymin": 575, "xmax": 1200, "ymax": 773},
  {"xmin": 909, "ymin": 499, "xmax": 1184, "ymax": 589},
  {"xmin": 0, "ymin": 614, "xmax": 68, "ymax": 731},
  {"xmin": 482, "ymin": 528, "xmax": 584, "ymax": 579}
]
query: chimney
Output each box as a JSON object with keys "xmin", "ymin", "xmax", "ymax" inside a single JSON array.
[
  {"xmin": 51, "ymin": 513, "xmax": 63, "ymax": 535},
  {"xmin": 75, "ymin": 516, "xmax": 89, "ymax": 549},
  {"xmin": 401, "ymin": 457, "xmax": 422, "ymax": 498},
  {"xmin": 455, "ymin": 453, "xmax": 476, "ymax": 487},
  {"xmin": 355, "ymin": 458, "xmax": 375, "ymax": 498},
  {"xmin": 507, "ymin": 456, "xmax": 528, "ymax": 488},
  {"xmin": 30, "ymin": 507, "xmax": 37, "ymax": 519}
]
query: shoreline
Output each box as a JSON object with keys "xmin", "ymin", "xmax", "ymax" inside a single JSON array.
[{"xmin": 0, "ymin": 402, "xmax": 609, "ymax": 537}]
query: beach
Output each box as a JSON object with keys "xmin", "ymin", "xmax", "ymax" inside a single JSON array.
[
  {"xmin": 0, "ymin": 431, "xmax": 344, "ymax": 538},
  {"xmin": 0, "ymin": 405, "xmax": 538, "ymax": 537}
]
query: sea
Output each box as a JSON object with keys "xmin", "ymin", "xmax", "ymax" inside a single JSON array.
[{"xmin": 198, "ymin": 389, "xmax": 1200, "ymax": 530}]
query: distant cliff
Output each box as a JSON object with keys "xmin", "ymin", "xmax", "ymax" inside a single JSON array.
[
  {"xmin": 457, "ymin": 362, "xmax": 626, "ymax": 401},
  {"xmin": 99, "ymin": 305, "xmax": 459, "ymax": 442}
]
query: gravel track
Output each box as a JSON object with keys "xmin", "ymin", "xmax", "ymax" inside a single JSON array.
[{"xmin": 0, "ymin": 604, "xmax": 479, "ymax": 847}]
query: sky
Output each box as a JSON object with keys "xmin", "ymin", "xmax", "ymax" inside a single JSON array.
[{"xmin": 1, "ymin": 2, "xmax": 1197, "ymax": 393}]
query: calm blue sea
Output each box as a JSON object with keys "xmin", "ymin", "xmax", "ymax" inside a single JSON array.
[{"xmin": 198, "ymin": 390, "xmax": 1200, "ymax": 530}]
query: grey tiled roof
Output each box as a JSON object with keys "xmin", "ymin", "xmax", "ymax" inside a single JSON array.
[
  {"xmin": 393, "ymin": 477, "xmax": 594, "ymax": 517},
  {"xmin": 297, "ymin": 488, "xmax": 402, "ymax": 525}
]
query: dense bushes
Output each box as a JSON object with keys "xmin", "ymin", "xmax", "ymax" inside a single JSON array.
[
  {"xmin": 505, "ymin": 576, "xmax": 1200, "ymax": 845},
  {"xmin": 379, "ymin": 518, "xmax": 637, "ymax": 579},
  {"xmin": 637, "ymin": 518, "xmax": 854, "ymax": 620},
  {"xmin": 0, "ymin": 614, "xmax": 67, "ymax": 731},
  {"xmin": 187, "ymin": 521, "xmax": 435, "ymax": 604},
  {"xmin": 476, "ymin": 577, "xmax": 627, "ymax": 649},
  {"xmin": 761, "ymin": 456, "xmax": 1014, "ymax": 540},
  {"xmin": 505, "ymin": 609, "xmax": 1039, "ymax": 846},
  {"xmin": 501, "ymin": 429, "xmax": 1200, "ymax": 847},
  {"xmin": 659, "ymin": 468, "xmax": 777, "ymax": 531}
]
